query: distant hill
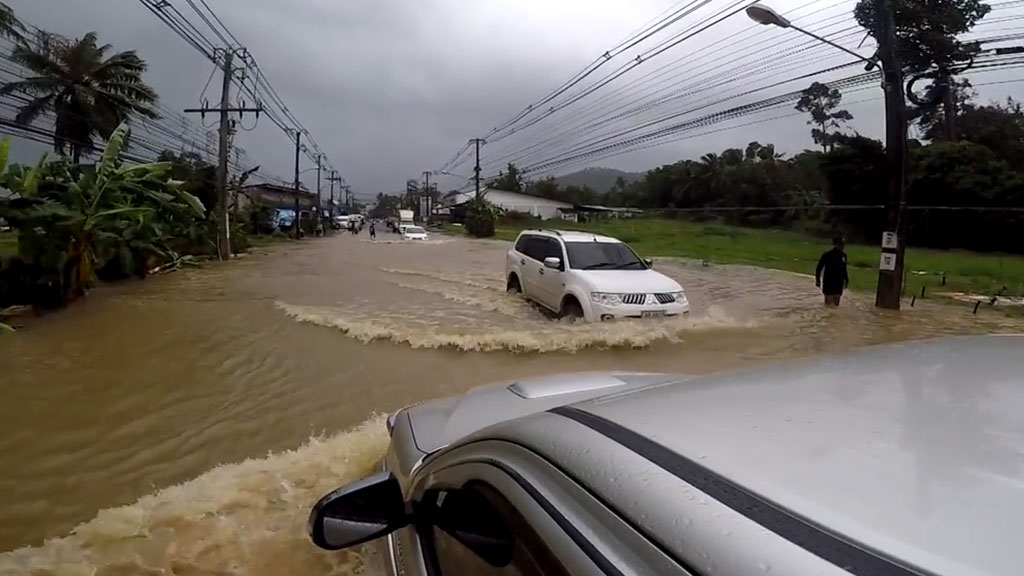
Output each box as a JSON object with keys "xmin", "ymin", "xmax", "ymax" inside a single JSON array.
[{"xmin": 554, "ymin": 167, "xmax": 643, "ymax": 193}]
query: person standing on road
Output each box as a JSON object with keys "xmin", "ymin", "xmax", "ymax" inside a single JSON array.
[
  {"xmin": 816, "ymin": 236, "xmax": 849, "ymax": 307},
  {"xmin": 369, "ymin": 221, "xmax": 376, "ymax": 240}
]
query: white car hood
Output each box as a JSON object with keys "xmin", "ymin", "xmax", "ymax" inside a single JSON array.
[{"xmin": 572, "ymin": 268, "xmax": 682, "ymax": 293}]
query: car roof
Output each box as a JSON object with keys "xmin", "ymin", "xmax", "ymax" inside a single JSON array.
[
  {"xmin": 519, "ymin": 229, "xmax": 621, "ymax": 243},
  {"xmin": 547, "ymin": 335, "xmax": 1024, "ymax": 576}
]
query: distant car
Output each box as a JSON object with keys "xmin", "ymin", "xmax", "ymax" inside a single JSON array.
[
  {"xmin": 309, "ymin": 335, "xmax": 1024, "ymax": 576},
  {"xmin": 402, "ymin": 225, "xmax": 428, "ymax": 240},
  {"xmin": 333, "ymin": 215, "xmax": 350, "ymax": 230},
  {"xmin": 505, "ymin": 229, "xmax": 688, "ymax": 322}
]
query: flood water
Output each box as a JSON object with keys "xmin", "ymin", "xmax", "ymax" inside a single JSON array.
[{"xmin": 2, "ymin": 233, "xmax": 1020, "ymax": 575}]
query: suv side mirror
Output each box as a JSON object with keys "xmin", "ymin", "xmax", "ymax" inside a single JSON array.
[
  {"xmin": 308, "ymin": 472, "xmax": 408, "ymax": 550},
  {"xmin": 643, "ymin": 258, "xmax": 653, "ymax": 268},
  {"xmin": 543, "ymin": 256, "xmax": 561, "ymax": 270}
]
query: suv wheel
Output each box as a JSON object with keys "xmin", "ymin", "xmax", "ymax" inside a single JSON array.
[
  {"xmin": 506, "ymin": 275, "xmax": 522, "ymax": 294},
  {"xmin": 560, "ymin": 297, "xmax": 584, "ymax": 321}
]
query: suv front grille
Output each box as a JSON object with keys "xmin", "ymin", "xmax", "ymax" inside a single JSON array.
[
  {"xmin": 654, "ymin": 293, "xmax": 676, "ymax": 304},
  {"xmin": 622, "ymin": 293, "xmax": 646, "ymax": 305}
]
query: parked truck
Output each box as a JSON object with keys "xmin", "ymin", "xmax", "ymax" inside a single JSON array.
[{"xmin": 395, "ymin": 209, "xmax": 414, "ymax": 233}]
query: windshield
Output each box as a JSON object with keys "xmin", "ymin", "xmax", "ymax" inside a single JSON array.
[
  {"xmin": 565, "ymin": 241, "xmax": 645, "ymax": 270},
  {"xmin": 405, "ymin": 227, "xmax": 425, "ymax": 234}
]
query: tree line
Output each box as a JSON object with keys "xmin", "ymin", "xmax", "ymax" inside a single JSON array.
[{"xmin": 479, "ymin": 0, "xmax": 1021, "ymax": 252}]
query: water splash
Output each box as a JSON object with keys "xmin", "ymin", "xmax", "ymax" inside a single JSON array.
[
  {"xmin": 275, "ymin": 301, "xmax": 756, "ymax": 353},
  {"xmin": 0, "ymin": 417, "xmax": 389, "ymax": 576}
]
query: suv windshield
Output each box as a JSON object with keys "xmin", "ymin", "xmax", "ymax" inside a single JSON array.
[
  {"xmin": 405, "ymin": 227, "xmax": 424, "ymax": 234},
  {"xmin": 564, "ymin": 241, "xmax": 645, "ymax": 270}
]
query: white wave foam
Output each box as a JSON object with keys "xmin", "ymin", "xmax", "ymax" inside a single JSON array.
[
  {"xmin": 276, "ymin": 302, "xmax": 756, "ymax": 353},
  {"xmin": 0, "ymin": 417, "xmax": 390, "ymax": 576}
]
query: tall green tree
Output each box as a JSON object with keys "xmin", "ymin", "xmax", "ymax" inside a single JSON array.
[
  {"xmin": 0, "ymin": 1, "xmax": 24, "ymax": 41},
  {"xmin": 0, "ymin": 32, "xmax": 159, "ymax": 162},
  {"xmin": 488, "ymin": 162, "xmax": 524, "ymax": 192},
  {"xmin": 795, "ymin": 82, "xmax": 854, "ymax": 152},
  {"xmin": 854, "ymin": 0, "xmax": 990, "ymax": 139}
]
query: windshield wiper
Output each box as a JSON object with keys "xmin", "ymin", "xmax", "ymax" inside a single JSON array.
[
  {"xmin": 582, "ymin": 262, "xmax": 620, "ymax": 270},
  {"xmin": 612, "ymin": 261, "xmax": 644, "ymax": 269}
]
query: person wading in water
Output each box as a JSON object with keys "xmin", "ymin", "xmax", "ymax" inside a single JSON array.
[{"xmin": 816, "ymin": 236, "xmax": 849, "ymax": 307}]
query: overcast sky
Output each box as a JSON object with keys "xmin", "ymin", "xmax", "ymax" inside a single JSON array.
[{"xmin": 9, "ymin": 0, "xmax": 1024, "ymax": 197}]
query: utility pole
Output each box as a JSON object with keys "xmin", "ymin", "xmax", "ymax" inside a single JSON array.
[
  {"xmin": 422, "ymin": 170, "xmax": 431, "ymax": 222},
  {"xmin": 328, "ymin": 172, "xmax": 344, "ymax": 216},
  {"xmin": 342, "ymin": 185, "xmax": 352, "ymax": 211},
  {"xmin": 316, "ymin": 154, "xmax": 323, "ymax": 226},
  {"xmin": 184, "ymin": 49, "xmax": 261, "ymax": 260},
  {"xmin": 471, "ymin": 138, "xmax": 485, "ymax": 199},
  {"xmin": 873, "ymin": 0, "xmax": 909, "ymax": 310},
  {"xmin": 293, "ymin": 130, "xmax": 302, "ymax": 239}
]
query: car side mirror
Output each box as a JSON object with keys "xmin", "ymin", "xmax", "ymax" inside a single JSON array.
[
  {"xmin": 643, "ymin": 258, "xmax": 653, "ymax": 268},
  {"xmin": 308, "ymin": 472, "xmax": 408, "ymax": 550},
  {"xmin": 543, "ymin": 256, "xmax": 561, "ymax": 270}
]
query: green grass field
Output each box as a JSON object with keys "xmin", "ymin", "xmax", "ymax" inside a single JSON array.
[{"xmin": 446, "ymin": 219, "xmax": 1024, "ymax": 299}]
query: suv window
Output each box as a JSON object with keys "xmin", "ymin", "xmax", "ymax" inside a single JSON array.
[
  {"xmin": 515, "ymin": 234, "xmax": 558, "ymax": 262},
  {"xmin": 564, "ymin": 241, "xmax": 645, "ymax": 270},
  {"xmin": 427, "ymin": 483, "xmax": 569, "ymax": 576}
]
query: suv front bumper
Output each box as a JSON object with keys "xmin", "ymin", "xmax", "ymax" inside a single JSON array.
[{"xmin": 589, "ymin": 300, "xmax": 691, "ymax": 321}]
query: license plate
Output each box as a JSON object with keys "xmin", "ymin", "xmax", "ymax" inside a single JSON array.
[{"xmin": 641, "ymin": 310, "xmax": 666, "ymax": 318}]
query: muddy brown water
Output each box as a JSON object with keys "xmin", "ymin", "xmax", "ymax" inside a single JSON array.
[{"xmin": 1, "ymin": 233, "xmax": 1020, "ymax": 575}]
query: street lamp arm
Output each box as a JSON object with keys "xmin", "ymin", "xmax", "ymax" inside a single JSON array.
[{"xmin": 789, "ymin": 24, "xmax": 878, "ymax": 68}]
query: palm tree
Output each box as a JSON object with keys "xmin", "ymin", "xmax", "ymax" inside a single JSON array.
[
  {"xmin": 0, "ymin": 2, "xmax": 24, "ymax": 41},
  {"xmin": 0, "ymin": 32, "xmax": 159, "ymax": 162}
]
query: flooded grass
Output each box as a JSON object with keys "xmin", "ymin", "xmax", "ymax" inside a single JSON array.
[{"xmin": 476, "ymin": 219, "xmax": 1024, "ymax": 300}]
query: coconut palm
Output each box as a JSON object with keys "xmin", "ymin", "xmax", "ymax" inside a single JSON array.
[
  {"xmin": 0, "ymin": 31, "xmax": 159, "ymax": 162},
  {"xmin": 0, "ymin": 2, "xmax": 24, "ymax": 41}
]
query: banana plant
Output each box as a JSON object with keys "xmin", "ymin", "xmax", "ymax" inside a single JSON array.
[{"xmin": 2, "ymin": 122, "xmax": 206, "ymax": 304}]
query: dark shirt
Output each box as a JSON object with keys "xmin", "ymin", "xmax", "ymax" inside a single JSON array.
[{"xmin": 816, "ymin": 247, "xmax": 849, "ymax": 295}]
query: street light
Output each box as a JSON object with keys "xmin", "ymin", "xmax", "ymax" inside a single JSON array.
[
  {"xmin": 746, "ymin": 3, "xmax": 876, "ymax": 68},
  {"xmin": 745, "ymin": 2, "xmax": 908, "ymax": 310}
]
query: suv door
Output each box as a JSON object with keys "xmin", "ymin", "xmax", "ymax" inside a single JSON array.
[
  {"xmin": 515, "ymin": 235, "xmax": 546, "ymax": 305},
  {"xmin": 533, "ymin": 237, "xmax": 565, "ymax": 309}
]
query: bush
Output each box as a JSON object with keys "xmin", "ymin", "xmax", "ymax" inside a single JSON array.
[{"xmin": 464, "ymin": 197, "xmax": 500, "ymax": 238}]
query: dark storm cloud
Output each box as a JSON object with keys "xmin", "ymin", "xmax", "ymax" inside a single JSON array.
[{"xmin": 10, "ymin": 0, "xmax": 1024, "ymax": 194}]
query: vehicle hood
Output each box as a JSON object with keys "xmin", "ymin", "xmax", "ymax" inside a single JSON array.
[
  {"xmin": 404, "ymin": 372, "xmax": 680, "ymax": 454},
  {"xmin": 571, "ymin": 269, "xmax": 682, "ymax": 293}
]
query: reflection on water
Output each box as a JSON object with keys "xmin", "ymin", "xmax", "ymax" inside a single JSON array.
[{"xmin": 1, "ymin": 233, "xmax": 1020, "ymax": 575}]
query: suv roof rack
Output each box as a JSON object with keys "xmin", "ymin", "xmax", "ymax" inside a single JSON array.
[{"xmin": 527, "ymin": 228, "xmax": 562, "ymax": 236}]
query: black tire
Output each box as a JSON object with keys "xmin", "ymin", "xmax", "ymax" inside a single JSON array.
[
  {"xmin": 506, "ymin": 275, "xmax": 522, "ymax": 294},
  {"xmin": 561, "ymin": 298, "xmax": 584, "ymax": 321}
]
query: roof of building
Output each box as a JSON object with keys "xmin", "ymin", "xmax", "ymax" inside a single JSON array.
[
  {"xmin": 446, "ymin": 188, "xmax": 573, "ymax": 208},
  {"xmin": 241, "ymin": 182, "xmax": 315, "ymax": 198}
]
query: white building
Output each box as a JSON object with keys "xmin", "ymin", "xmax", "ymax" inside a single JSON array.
[{"xmin": 445, "ymin": 188, "xmax": 572, "ymax": 220}]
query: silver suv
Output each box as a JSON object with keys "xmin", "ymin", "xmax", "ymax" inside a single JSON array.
[
  {"xmin": 505, "ymin": 229, "xmax": 689, "ymax": 322},
  {"xmin": 308, "ymin": 335, "xmax": 1024, "ymax": 575}
]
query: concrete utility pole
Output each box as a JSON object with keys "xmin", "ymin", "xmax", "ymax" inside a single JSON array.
[
  {"xmin": 293, "ymin": 130, "xmax": 302, "ymax": 239},
  {"xmin": 873, "ymin": 0, "xmax": 909, "ymax": 310},
  {"xmin": 184, "ymin": 49, "xmax": 261, "ymax": 260},
  {"xmin": 471, "ymin": 138, "xmax": 485, "ymax": 199}
]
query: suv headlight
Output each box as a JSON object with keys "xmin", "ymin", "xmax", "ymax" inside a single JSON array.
[
  {"xmin": 672, "ymin": 291, "xmax": 688, "ymax": 305},
  {"xmin": 591, "ymin": 292, "xmax": 622, "ymax": 306}
]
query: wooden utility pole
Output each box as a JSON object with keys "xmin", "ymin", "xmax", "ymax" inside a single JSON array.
[
  {"xmin": 293, "ymin": 130, "xmax": 302, "ymax": 239},
  {"xmin": 471, "ymin": 138, "xmax": 485, "ymax": 199},
  {"xmin": 184, "ymin": 49, "xmax": 261, "ymax": 260},
  {"xmin": 873, "ymin": 0, "xmax": 909, "ymax": 310}
]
